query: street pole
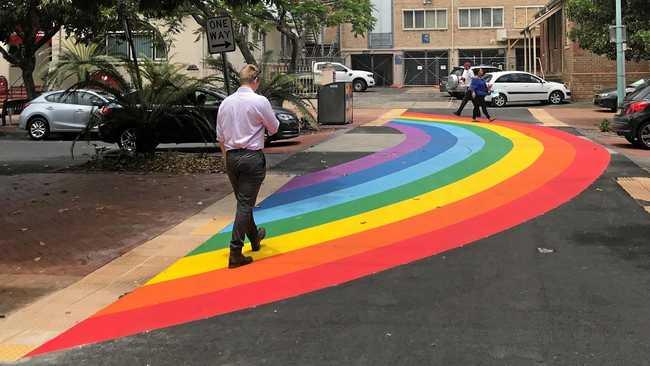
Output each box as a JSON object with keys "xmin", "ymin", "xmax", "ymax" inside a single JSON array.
[{"xmin": 615, "ymin": 0, "xmax": 626, "ymax": 111}]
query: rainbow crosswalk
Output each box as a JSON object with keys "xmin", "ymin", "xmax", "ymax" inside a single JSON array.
[{"xmin": 28, "ymin": 112, "xmax": 610, "ymax": 357}]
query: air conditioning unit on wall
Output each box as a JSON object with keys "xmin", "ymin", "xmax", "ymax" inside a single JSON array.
[
  {"xmin": 423, "ymin": 0, "xmax": 432, "ymax": 4},
  {"xmin": 495, "ymin": 29, "xmax": 507, "ymax": 42}
]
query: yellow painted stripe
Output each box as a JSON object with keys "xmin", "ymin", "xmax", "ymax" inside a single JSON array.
[{"xmin": 146, "ymin": 120, "xmax": 543, "ymax": 285}]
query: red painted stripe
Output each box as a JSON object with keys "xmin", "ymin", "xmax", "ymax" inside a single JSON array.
[
  {"xmin": 28, "ymin": 124, "xmax": 608, "ymax": 356},
  {"xmin": 93, "ymin": 120, "xmax": 572, "ymax": 317}
]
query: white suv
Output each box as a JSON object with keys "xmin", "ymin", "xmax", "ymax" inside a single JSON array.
[
  {"xmin": 484, "ymin": 71, "xmax": 572, "ymax": 107},
  {"xmin": 313, "ymin": 62, "xmax": 376, "ymax": 92}
]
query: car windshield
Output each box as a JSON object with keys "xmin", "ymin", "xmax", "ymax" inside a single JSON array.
[
  {"xmin": 630, "ymin": 85, "xmax": 650, "ymax": 101},
  {"xmin": 630, "ymin": 79, "xmax": 647, "ymax": 87}
]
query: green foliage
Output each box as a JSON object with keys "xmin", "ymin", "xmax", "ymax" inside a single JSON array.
[
  {"xmin": 566, "ymin": 0, "xmax": 650, "ymax": 60},
  {"xmin": 600, "ymin": 118, "xmax": 611, "ymax": 132},
  {"xmin": 53, "ymin": 46, "xmax": 214, "ymax": 154},
  {"xmin": 44, "ymin": 40, "xmax": 120, "ymax": 88}
]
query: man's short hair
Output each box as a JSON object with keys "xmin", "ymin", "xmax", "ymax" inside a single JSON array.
[
  {"xmin": 239, "ymin": 64, "xmax": 260, "ymax": 84},
  {"xmin": 464, "ymin": 61, "xmax": 471, "ymax": 67}
]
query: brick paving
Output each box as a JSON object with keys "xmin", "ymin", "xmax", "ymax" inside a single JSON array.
[{"xmin": 0, "ymin": 172, "xmax": 232, "ymax": 315}]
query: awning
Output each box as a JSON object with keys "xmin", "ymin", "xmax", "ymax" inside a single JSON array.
[{"xmin": 522, "ymin": 4, "xmax": 562, "ymax": 33}]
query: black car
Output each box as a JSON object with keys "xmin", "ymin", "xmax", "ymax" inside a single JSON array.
[
  {"xmin": 612, "ymin": 85, "xmax": 650, "ymax": 148},
  {"xmin": 594, "ymin": 78, "xmax": 649, "ymax": 112},
  {"xmin": 97, "ymin": 88, "xmax": 300, "ymax": 151}
]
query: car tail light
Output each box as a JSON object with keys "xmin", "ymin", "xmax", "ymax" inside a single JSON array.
[
  {"xmin": 625, "ymin": 100, "xmax": 650, "ymax": 115},
  {"xmin": 99, "ymin": 106, "xmax": 112, "ymax": 116}
]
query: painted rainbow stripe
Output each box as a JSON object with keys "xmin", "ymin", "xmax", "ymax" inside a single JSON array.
[{"xmin": 29, "ymin": 112, "xmax": 610, "ymax": 356}]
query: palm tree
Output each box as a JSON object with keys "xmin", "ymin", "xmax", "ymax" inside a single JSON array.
[
  {"xmin": 48, "ymin": 42, "xmax": 213, "ymax": 154},
  {"xmin": 44, "ymin": 40, "xmax": 120, "ymax": 89},
  {"xmin": 206, "ymin": 51, "xmax": 316, "ymax": 128}
]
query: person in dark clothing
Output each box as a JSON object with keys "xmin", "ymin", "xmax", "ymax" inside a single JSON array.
[
  {"xmin": 453, "ymin": 61, "xmax": 475, "ymax": 117},
  {"xmin": 469, "ymin": 69, "xmax": 496, "ymax": 122}
]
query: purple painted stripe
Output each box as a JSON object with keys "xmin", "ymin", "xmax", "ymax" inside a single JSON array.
[{"xmin": 277, "ymin": 123, "xmax": 431, "ymax": 193}]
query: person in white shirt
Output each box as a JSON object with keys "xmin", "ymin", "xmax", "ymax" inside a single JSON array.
[
  {"xmin": 453, "ymin": 62, "xmax": 476, "ymax": 117},
  {"xmin": 217, "ymin": 64, "xmax": 279, "ymax": 268}
]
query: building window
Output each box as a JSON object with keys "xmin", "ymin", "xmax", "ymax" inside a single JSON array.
[
  {"xmin": 106, "ymin": 32, "xmax": 167, "ymax": 60},
  {"xmin": 459, "ymin": 8, "xmax": 504, "ymax": 29},
  {"xmin": 514, "ymin": 6, "xmax": 544, "ymax": 29},
  {"xmin": 403, "ymin": 9, "xmax": 448, "ymax": 30}
]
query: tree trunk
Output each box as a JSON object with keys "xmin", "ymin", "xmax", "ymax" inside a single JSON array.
[
  {"xmin": 289, "ymin": 37, "xmax": 299, "ymax": 73},
  {"xmin": 21, "ymin": 59, "xmax": 37, "ymax": 100},
  {"xmin": 236, "ymin": 33, "xmax": 257, "ymax": 65}
]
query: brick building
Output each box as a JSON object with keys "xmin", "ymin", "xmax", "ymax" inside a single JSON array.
[
  {"xmin": 525, "ymin": 0, "xmax": 650, "ymax": 100},
  {"xmin": 337, "ymin": 0, "xmax": 548, "ymax": 87}
]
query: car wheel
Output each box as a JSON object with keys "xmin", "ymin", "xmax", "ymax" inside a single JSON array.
[
  {"xmin": 610, "ymin": 107, "xmax": 618, "ymax": 113},
  {"xmin": 27, "ymin": 117, "xmax": 50, "ymax": 140},
  {"xmin": 492, "ymin": 93, "xmax": 507, "ymax": 108},
  {"xmin": 636, "ymin": 122, "xmax": 650, "ymax": 149},
  {"xmin": 117, "ymin": 128, "xmax": 137, "ymax": 152},
  {"xmin": 549, "ymin": 91, "xmax": 564, "ymax": 105},
  {"xmin": 624, "ymin": 134, "xmax": 637, "ymax": 145},
  {"xmin": 353, "ymin": 79, "xmax": 367, "ymax": 92}
]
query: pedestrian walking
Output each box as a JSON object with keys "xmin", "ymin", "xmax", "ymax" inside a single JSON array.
[
  {"xmin": 216, "ymin": 64, "xmax": 279, "ymax": 268},
  {"xmin": 453, "ymin": 62, "xmax": 475, "ymax": 117},
  {"xmin": 469, "ymin": 68, "xmax": 495, "ymax": 123}
]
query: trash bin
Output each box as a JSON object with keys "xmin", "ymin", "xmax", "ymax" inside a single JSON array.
[{"xmin": 317, "ymin": 82, "xmax": 353, "ymax": 125}]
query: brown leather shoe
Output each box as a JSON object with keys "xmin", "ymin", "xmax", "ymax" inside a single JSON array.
[
  {"xmin": 228, "ymin": 249, "xmax": 253, "ymax": 269},
  {"xmin": 251, "ymin": 227, "xmax": 266, "ymax": 252}
]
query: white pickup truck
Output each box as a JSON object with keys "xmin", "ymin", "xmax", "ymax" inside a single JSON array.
[{"xmin": 313, "ymin": 62, "xmax": 376, "ymax": 92}]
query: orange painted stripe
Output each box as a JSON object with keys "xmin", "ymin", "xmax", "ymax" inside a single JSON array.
[{"xmin": 96, "ymin": 122, "xmax": 574, "ymax": 317}]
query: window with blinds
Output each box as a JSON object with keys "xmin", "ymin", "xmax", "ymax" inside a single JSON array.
[
  {"xmin": 403, "ymin": 9, "xmax": 448, "ymax": 30},
  {"xmin": 459, "ymin": 7, "xmax": 504, "ymax": 29}
]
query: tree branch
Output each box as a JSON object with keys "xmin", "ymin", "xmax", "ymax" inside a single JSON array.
[
  {"xmin": 35, "ymin": 26, "xmax": 61, "ymax": 49},
  {"xmin": 0, "ymin": 44, "xmax": 20, "ymax": 65}
]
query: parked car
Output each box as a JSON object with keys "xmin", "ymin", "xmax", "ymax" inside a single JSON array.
[
  {"xmin": 312, "ymin": 62, "xmax": 375, "ymax": 92},
  {"xmin": 594, "ymin": 78, "xmax": 649, "ymax": 112},
  {"xmin": 482, "ymin": 71, "xmax": 572, "ymax": 107},
  {"xmin": 612, "ymin": 85, "xmax": 650, "ymax": 148},
  {"xmin": 97, "ymin": 87, "xmax": 300, "ymax": 151},
  {"xmin": 18, "ymin": 89, "xmax": 114, "ymax": 140},
  {"xmin": 442, "ymin": 65, "xmax": 501, "ymax": 98}
]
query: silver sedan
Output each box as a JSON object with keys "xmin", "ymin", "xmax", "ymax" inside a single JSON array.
[{"xmin": 19, "ymin": 90, "xmax": 113, "ymax": 140}]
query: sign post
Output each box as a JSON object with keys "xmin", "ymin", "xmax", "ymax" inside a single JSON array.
[{"xmin": 206, "ymin": 15, "xmax": 236, "ymax": 95}]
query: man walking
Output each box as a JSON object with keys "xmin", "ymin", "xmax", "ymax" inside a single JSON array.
[
  {"xmin": 217, "ymin": 64, "xmax": 279, "ymax": 268},
  {"xmin": 453, "ymin": 62, "xmax": 475, "ymax": 117}
]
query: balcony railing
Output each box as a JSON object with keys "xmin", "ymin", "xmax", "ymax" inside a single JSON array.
[{"xmin": 369, "ymin": 33, "xmax": 393, "ymax": 49}]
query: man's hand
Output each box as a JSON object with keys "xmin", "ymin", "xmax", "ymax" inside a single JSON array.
[{"xmin": 219, "ymin": 141, "xmax": 227, "ymax": 169}]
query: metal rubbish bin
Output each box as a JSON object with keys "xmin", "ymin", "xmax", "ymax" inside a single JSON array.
[{"xmin": 317, "ymin": 82, "xmax": 353, "ymax": 125}]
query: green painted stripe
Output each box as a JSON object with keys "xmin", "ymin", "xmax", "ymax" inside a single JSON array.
[{"xmin": 188, "ymin": 122, "xmax": 512, "ymax": 256}]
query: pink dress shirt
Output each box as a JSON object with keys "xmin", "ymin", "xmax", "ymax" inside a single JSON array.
[{"xmin": 216, "ymin": 86, "xmax": 280, "ymax": 151}]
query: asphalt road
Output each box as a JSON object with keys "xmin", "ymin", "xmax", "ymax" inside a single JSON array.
[{"xmin": 16, "ymin": 109, "xmax": 650, "ymax": 366}]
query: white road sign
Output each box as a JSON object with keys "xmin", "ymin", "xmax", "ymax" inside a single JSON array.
[{"xmin": 206, "ymin": 16, "xmax": 236, "ymax": 54}]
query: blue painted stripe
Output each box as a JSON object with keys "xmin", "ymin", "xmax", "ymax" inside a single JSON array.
[
  {"xmin": 258, "ymin": 122, "xmax": 457, "ymax": 209},
  {"xmin": 220, "ymin": 121, "xmax": 485, "ymax": 232}
]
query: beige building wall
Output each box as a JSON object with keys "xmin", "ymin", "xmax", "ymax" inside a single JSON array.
[{"xmin": 340, "ymin": 0, "xmax": 548, "ymax": 87}]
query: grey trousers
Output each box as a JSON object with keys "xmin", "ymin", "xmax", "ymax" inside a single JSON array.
[{"xmin": 225, "ymin": 149, "xmax": 266, "ymax": 251}]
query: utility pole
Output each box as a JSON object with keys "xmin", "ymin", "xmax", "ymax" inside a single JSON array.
[{"xmin": 615, "ymin": 0, "xmax": 626, "ymax": 111}]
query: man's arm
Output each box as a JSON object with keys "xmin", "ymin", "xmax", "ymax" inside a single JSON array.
[
  {"xmin": 216, "ymin": 104, "xmax": 227, "ymax": 166},
  {"xmin": 259, "ymin": 98, "xmax": 279, "ymax": 135}
]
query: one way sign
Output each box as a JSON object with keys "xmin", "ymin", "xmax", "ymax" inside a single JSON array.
[{"xmin": 206, "ymin": 16, "xmax": 236, "ymax": 54}]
